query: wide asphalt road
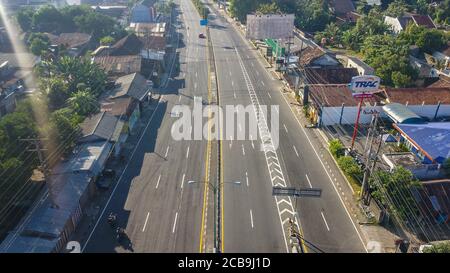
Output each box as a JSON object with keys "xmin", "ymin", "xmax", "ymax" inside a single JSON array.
[
  {"xmin": 205, "ymin": 1, "xmax": 368, "ymax": 253},
  {"xmin": 83, "ymin": 0, "xmax": 211, "ymax": 253}
]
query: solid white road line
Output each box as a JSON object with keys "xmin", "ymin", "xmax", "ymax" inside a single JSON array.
[
  {"xmin": 250, "ymin": 209, "xmax": 254, "ymax": 229},
  {"xmin": 172, "ymin": 212, "xmax": 178, "ymax": 233},
  {"xmin": 284, "ymin": 124, "xmax": 288, "ymax": 133},
  {"xmin": 165, "ymin": 146, "xmax": 170, "ymax": 158},
  {"xmin": 181, "ymin": 173, "xmax": 185, "ymax": 189},
  {"xmin": 142, "ymin": 212, "xmax": 150, "ymax": 232},
  {"xmin": 305, "ymin": 174, "xmax": 313, "ymax": 188},
  {"xmin": 293, "ymin": 146, "xmax": 299, "ymax": 158},
  {"xmin": 321, "ymin": 211, "xmax": 331, "ymax": 231},
  {"xmin": 246, "ymin": 172, "xmax": 249, "ymax": 187},
  {"xmin": 155, "ymin": 174, "xmax": 162, "ymax": 189},
  {"xmin": 186, "ymin": 146, "xmax": 190, "ymax": 158},
  {"xmin": 242, "ymin": 144, "xmax": 245, "ymax": 156}
]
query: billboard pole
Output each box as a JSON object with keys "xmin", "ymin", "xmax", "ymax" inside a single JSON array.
[{"xmin": 350, "ymin": 96, "xmax": 364, "ymax": 150}]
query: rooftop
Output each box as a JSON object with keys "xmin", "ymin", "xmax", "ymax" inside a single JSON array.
[
  {"xmin": 382, "ymin": 103, "xmax": 424, "ymax": 124},
  {"xmin": 111, "ymin": 73, "xmax": 150, "ymax": 101},
  {"xmin": 308, "ymin": 84, "xmax": 382, "ymax": 107},
  {"xmin": 383, "ymin": 87, "xmax": 450, "ymax": 105},
  {"xmin": 79, "ymin": 111, "xmax": 119, "ymax": 141},
  {"xmin": 394, "ymin": 122, "xmax": 450, "ymax": 163},
  {"xmin": 304, "ymin": 67, "xmax": 358, "ymax": 84},
  {"xmin": 46, "ymin": 32, "xmax": 92, "ymax": 49},
  {"xmin": 93, "ymin": 55, "xmax": 142, "ymax": 76}
]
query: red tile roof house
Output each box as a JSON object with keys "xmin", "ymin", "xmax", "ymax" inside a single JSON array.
[{"xmin": 45, "ymin": 32, "xmax": 93, "ymax": 57}]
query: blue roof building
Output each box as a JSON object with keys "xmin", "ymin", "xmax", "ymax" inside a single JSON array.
[
  {"xmin": 130, "ymin": 4, "xmax": 153, "ymax": 23},
  {"xmin": 394, "ymin": 122, "xmax": 450, "ymax": 164}
]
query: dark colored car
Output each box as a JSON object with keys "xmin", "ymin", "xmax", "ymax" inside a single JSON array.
[{"xmin": 199, "ymin": 33, "xmax": 206, "ymax": 39}]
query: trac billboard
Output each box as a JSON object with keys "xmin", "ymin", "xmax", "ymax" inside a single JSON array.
[
  {"xmin": 349, "ymin": 75, "xmax": 380, "ymax": 98},
  {"xmin": 246, "ymin": 14, "xmax": 295, "ymax": 40}
]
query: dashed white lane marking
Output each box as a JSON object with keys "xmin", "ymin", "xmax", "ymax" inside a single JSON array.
[
  {"xmin": 238, "ymin": 123, "xmax": 242, "ymax": 132},
  {"xmin": 172, "ymin": 212, "xmax": 178, "ymax": 233},
  {"xmin": 233, "ymin": 92, "xmax": 236, "ymax": 99},
  {"xmin": 229, "ymin": 71, "xmax": 232, "ymax": 76},
  {"xmin": 178, "ymin": 95, "xmax": 181, "ymax": 102},
  {"xmin": 245, "ymin": 172, "xmax": 249, "ymax": 187},
  {"xmin": 194, "ymin": 82, "xmax": 197, "ymax": 89},
  {"xmin": 267, "ymin": 92, "xmax": 271, "ymax": 99},
  {"xmin": 321, "ymin": 211, "xmax": 331, "ymax": 231},
  {"xmin": 186, "ymin": 145, "xmax": 190, "ymax": 158},
  {"xmin": 256, "ymin": 70, "xmax": 259, "ymax": 76},
  {"xmin": 284, "ymin": 124, "xmax": 289, "ymax": 133},
  {"xmin": 142, "ymin": 212, "xmax": 150, "ymax": 232},
  {"xmin": 155, "ymin": 174, "xmax": 161, "ymax": 189},
  {"xmin": 181, "ymin": 173, "xmax": 185, "ymax": 189},
  {"xmin": 164, "ymin": 146, "xmax": 170, "ymax": 158},
  {"xmin": 249, "ymin": 209, "xmax": 254, "ymax": 229},
  {"xmin": 232, "ymin": 81, "xmax": 234, "ymax": 86},
  {"xmin": 241, "ymin": 144, "xmax": 245, "ymax": 156},
  {"xmin": 306, "ymin": 174, "xmax": 313, "ymax": 188},
  {"xmin": 251, "ymin": 62, "xmax": 254, "ymax": 67},
  {"xmin": 293, "ymin": 146, "xmax": 299, "ymax": 158},
  {"xmin": 195, "ymin": 71, "xmax": 198, "ymax": 78}
]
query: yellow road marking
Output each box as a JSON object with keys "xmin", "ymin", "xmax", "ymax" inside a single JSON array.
[{"xmin": 199, "ymin": 25, "xmax": 213, "ymax": 253}]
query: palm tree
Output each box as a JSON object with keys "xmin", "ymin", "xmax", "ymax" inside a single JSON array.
[{"xmin": 67, "ymin": 89, "xmax": 99, "ymax": 117}]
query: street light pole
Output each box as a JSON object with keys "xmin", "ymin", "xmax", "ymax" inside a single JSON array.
[{"xmin": 188, "ymin": 180, "xmax": 241, "ymax": 252}]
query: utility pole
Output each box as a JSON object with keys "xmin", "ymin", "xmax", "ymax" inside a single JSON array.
[
  {"xmin": 21, "ymin": 138, "xmax": 58, "ymax": 208},
  {"xmin": 360, "ymin": 114, "xmax": 382, "ymax": 205}
]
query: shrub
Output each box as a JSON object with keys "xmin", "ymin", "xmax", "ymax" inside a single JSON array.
[
  {"xmin": 337, "ymin": 156, "xmax": 363, "ymax": 180},
  {"xmin": 329, "ymin": 139, "xmax": 344, "ymax": 158}
]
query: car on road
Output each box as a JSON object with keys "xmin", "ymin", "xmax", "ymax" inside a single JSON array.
[{"xmin": 198, "ymin": 33, "xmax": 206, "ymax": 39}]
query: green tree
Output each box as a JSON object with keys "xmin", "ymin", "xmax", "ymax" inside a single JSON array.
[
  {"xmin": 399, "ymin": 24, "xmax": 447, "ymax": 54},
  {"xmin": 295, "ymin": 0, "xmax": 333, "ymax": 32},
  {"xmin": 257, "ymin": 2, "xmax": 281, "ymax": 14},
  {"xmin": 74, "ymin": 12, "xmax": 117, "ymax": 39},
  {"xmin": 337, "ymin": 156, "xmax": 363, "ymax": 180},
  {"xmin": 28, "ymin": 33, "xmax": 50, "ymax": 56},
  {"xmin": 31, "ymin": 5, "xmax": 64, "ymax": 32},
  {"xmin": 361, "ymin": 34, "xmax": 418, "ymax": 87},
  {"xmin": 41, "ymin": 77, "xmax": 70, "ymax": 111},
  {"xmin": 342, "ymin": 9, "xmax": 389, "ymax": 51},
  {"xmin": 100, "ymin": 36, "xmax": 115, "ymax": 46},
  {"xmin": 49, "ymin": 108, "xmax": 81, "ymax": 155},
  {"xmin": 423, "ymin": 242, "xmax": 450, "ymax": 253},
  {"xmin": 385, "ymin": 0, "xmax": 409, "ymax": 17},
  {"xmin": 370, "ymin": 167, "xmax": 422, "ymax": 222},
  {"xmin": 68, "ymin": 89, "xmax": 99, "ymax": 117},
  {"xmin": 16, "ymin": 7, "xmax": 35, "ymax": 32}
]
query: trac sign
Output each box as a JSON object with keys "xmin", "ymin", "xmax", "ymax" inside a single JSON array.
[{"xmin": 349, "ymin": 75, "xmax": 380, "ymax": 94}]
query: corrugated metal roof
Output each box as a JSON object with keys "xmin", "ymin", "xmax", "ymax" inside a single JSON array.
[
  {"xmin": 395, "ymin": 122, "xmax": 450, "ymax": 163},
  {"xmin": 382, "ymin": 103, "xmax": 424, "ymax": 124}
]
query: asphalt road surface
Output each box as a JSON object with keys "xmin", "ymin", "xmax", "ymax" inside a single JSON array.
[
  {"xmin": 205, "ymin": 1, "xmax": 367, "ymax": 253},
  {"xmin": 83, "ymin": 0, "xmax": 210, "ymax": 253},
  {"xmin": 84, "ymin": 0, "xmax": 367, "ymax": 253}
]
